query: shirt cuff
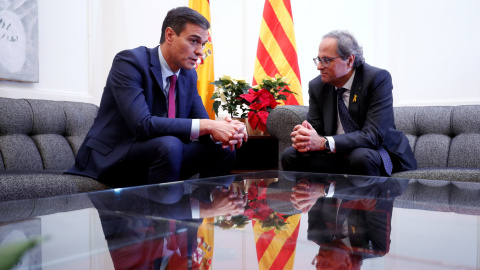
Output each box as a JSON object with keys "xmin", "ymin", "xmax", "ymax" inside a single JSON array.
[
  {"xmin": 325, "ymin": 136, "xmax": 336, "ymax": 153},
  {"xmin": 325, "ymin": 182, "xmax": 335, "ymax": 198},
  {"xmin": 190, "ymin": 197, "xmax": 200, "ymax": 219},
  {"xmin": 191, "ymin": 119, "xmax": 200, "ymax": 140}
]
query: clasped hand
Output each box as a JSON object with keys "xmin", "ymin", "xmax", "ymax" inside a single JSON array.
[
  {"xmin": 290, "ymin": 180, "xmax": 325, "ymax": 213},
  {"xmin": 291, "ymin": 120, "xmax": 324, "ymax": 152},
  {"xmin": 199, "ymin": 185, "xmax": 246, "ymax": 218},
  {"xmin": 209, "ymin": 115, "xmax": 248, "ymax": 151}
]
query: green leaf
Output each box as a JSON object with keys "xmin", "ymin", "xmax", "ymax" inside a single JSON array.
[
  {"xmin": 212, "ymin": 101, "xmax": 221, "ymax": 116},
  {"xmin": 210, "ymin": 81, "xmax": 223, "ymax": 86},
  {"xmin": 0, "ymin": 238, "xmax": 42, "ymax": 270}
]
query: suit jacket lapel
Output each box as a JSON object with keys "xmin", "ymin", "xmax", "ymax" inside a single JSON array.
[
  {"xmin": 324, "ymin": 84, "xmax": 338, "ymax": 135},
  {"xmin": 150, "ymin": 46, "xmax": 165, "ymax": 91},
  {"xmin": 349, "ymin": 66, "xmax": 363, "ymax": 124}
]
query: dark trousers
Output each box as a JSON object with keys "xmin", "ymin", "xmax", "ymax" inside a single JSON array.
[
  {"xmin": 281, "ymin": 146, "xmax": 388, "ymax": 176},
  {"xmin": 103, "ymin": 136, "xmax": 235, "ymax": 188}
]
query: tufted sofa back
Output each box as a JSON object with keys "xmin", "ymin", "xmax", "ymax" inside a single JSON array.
[
  {"xmin": 0, "ymin": 98, "xmax": 97, "ymax": 172},
  {"xmin": 394, "ymin": 106, "xmax": 480, "ymax": 169}
]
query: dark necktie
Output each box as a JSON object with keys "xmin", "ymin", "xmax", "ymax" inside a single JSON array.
[
  {"xmin": 337, "ymin": 88, "xmax": 358, "ymax": 133},
  {"xmin": 168, "ymin": 75, "xmax": 177, "ymax": 118},
  {"xmin": 337, "ymin": 88, "xmax": 393, "ymax": 175}
]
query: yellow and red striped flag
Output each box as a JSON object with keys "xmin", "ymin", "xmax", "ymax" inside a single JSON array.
[
  {"xmin": 253, "ymin": 0, "xmax": 303, "ymax": 105},
  {"xmin": 189, "ymin": 0, "xmax": 216, "ymax": 119},
  {"xmin": 253, "ymin": 214, "xmax": 301, "ymax": 270}
]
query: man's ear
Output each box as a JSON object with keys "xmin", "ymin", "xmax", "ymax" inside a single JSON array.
[
  {"xmin": 165, "ymin": 27, "xmax": 175, "ymax": 43},
  {"xmin": 348, "ymin": 55, "xmax": 355, "ymax": 69}
]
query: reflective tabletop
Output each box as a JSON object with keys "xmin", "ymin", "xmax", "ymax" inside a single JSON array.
[{"xmin": 1, "ymin": 171, "xmax": 479, "ymax": 270}]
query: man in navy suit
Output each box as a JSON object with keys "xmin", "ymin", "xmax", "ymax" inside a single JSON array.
[
  {"xmin": 67, "ymin": 7, "xmax": 247, "ymax": 187},
  {"xmin": 282, "ymin": 30, "xmax": 416, "ymax": 176}
]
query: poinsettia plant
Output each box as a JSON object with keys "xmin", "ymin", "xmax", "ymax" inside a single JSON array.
[
  {"xmin": 210, "ymin": 179, "xmax": 293, "ymax": 233},
  {"xmin": 243, "ymin": 179, "xmax": 291, "ymax": 233},
  {"xmin": 240, "ymin": 74, "xmax": 296, "ymax": 132},
  {"xmin": 210, "ymin": 75, "xmax": 251, "ymax": 118}
]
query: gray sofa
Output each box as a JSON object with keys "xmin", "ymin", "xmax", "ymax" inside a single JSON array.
[
  {"xmin": 0, "ymin": 97, "xmax": 109, "ymax": 202},
  {"xmin": 267, "ymin": 105, "xmax": 480, "ymax": 182}
]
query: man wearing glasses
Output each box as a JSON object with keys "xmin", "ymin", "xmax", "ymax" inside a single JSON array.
[{"xmin": 282, "ymin": 30, "xmax": 416, "ymax": 177}]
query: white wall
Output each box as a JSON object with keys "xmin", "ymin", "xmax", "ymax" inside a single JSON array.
[{"xmin": 0, "ymin": 0, "xmax": 479, "ymax": 106}]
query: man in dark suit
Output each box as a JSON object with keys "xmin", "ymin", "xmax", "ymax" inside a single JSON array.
[
  {"xmin": 289, "ymin": 174, "xmax": 409, "ymax": 269},
  {"xmin": 90, "ymin": 175, "xmax": 246, "ymax": 269},
  {"xmin": 282, "ymin": 30, "xmax": 416, "ymax": 176},
  {"xmin": 67, "ymin": 7, "xmax": 247, "ymax": 187}
]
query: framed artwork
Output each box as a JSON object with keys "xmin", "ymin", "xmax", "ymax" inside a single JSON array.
[
  {"xmin": 0, "ymin": 0, "xmax": 39, "ymax": 82},
  {"xmin": 0, "ymin": 218, "xmax": 41, "ymax": 269}
]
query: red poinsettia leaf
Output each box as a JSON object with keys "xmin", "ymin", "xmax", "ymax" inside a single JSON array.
[
  {"xmin": 255, "ymin": 111, "xmax": 269, "ymax": 132},
  {"xmin": 269, "ymin": 94, "xmax": 280, "ymax": 108},
  {"xmin": 239, "ymin": 92, "xmax": 257, "ymax": 103},
  {"xmin": 248, "ymin": 182, "xmax": 258, "ymax": 192},
  {"xmin": 257, "ymin": 184, "xmax": 267, "ymax": 200},
  {"xmin": 244, "ymin": 208, "xmax": 255, "ymax": 218},
  {"xmin": 258, "ymin": 111, "xmax": 269, "ymax": 123},
  {"xmin": 250, "ymin": 200, "xmax": 264, "ymax": 209},
  {"xmin": 248, "ymin": 111, "xmax": 259, "ymax": 130},
  {"xmin": 249, "ymin": 102, "xmax": 264, "ymax": 111},
  {"xmin": 258, "ymin": 88, "xmax": 270, "ymax": 95},
  {"xmin": 257, "ymin": 207, "xmax": 274, "ymax": 219},
  {"xmin": 258, "ymin": 96, "xmax": 271, "ymax": 108}
]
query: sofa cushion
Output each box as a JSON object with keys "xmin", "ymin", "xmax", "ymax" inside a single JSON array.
[
  {"xmin": 61, "ymin": 100, "xmax": 98, "ymax": 156},
  {"xmin": 0, "ymin": 97, "xmax": 98, "ymax": 171},
  {"xmin": 0, "ymin": 134, "xmax": 43, "ymax": 170},
  {"xmin": 0, "ymin": 171, "xmax": 110, "ymax": 202},
  {"xmin": 31, "ymin": 134, "xmax": 75, "ymax": 170},
  {"xmin": 0, "ymin": 98, "xmax": 32, "ymax": 135},
  {"xmin": 0, "ymin": 97, "xmax": 109, "ymax": 202},
  {"xmin": 393, "ymin": 168, "xmax": 480, "ymax": 182},
  {"xmin": 414, "ymin": 134, "xmax": 450, "ymax": 168},
  {"xmin": 449, "ymin": 134, "xmax": 480, "ymax": 168}
]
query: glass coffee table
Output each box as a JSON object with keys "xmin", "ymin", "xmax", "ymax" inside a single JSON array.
[{"xmin": 1, "ymin": 171, "xmax": 479, "ymax": 269}]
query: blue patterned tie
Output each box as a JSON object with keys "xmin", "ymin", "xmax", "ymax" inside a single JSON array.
[
  {"xmin": 337, "ymin": 88, "xmax": 393, "ymax": 175},
  {"xmin": 337, "ymin": 88, "xmax": 358, "ymax": 133}
]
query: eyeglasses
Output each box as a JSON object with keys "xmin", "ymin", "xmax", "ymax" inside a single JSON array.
[{"xmin": 313, "ymin": 56, "xmax": 340, "ymax": 68}]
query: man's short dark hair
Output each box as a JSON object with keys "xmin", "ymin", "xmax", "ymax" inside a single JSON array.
[
  {"xmin": 159, "ymin": 7, "xmax": 210, "ymax": 44},
  {"xmin": 323, "ymin": 30, "xmax": 365, "ymax": 68}
]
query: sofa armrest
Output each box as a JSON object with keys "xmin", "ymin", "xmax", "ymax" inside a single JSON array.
[{"xmin": 266, "ymin": 105, "xmax": 308, "ymax": 168}]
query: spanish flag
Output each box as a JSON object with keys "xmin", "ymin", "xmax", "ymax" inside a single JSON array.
[
  {"xmin": 189, "ymin": 0, "xmax": 216, "ymax": 119},
  {"xmin": 253, "ymin": 0, "xmax": 303, "ymax": 105}
]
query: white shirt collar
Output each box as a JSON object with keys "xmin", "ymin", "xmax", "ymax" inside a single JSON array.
[
  {"xmin": 337, "ymin": 70, "xmax": 356, "ymax": 91},
  {"xmin": 158, "ymin": 47, "xmax": 180, "ymax": 89}
]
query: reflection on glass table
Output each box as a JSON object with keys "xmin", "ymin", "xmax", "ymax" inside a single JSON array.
[{"xmin": 2, "ymin": 171, "xmax": 480, "ymax": 269}]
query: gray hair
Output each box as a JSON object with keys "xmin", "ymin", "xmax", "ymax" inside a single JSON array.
[{"xmin": 323, "ymin": 30, "xmax": 365, "ymax": 68}]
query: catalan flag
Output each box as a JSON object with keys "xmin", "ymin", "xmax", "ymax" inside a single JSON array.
[
  {"xmin": 253, "ymin": 214, "xmax": 301, "ymax": 270},
  {"xmin": 189, "ymin": 0, "xmax": 216, "ymax": 119},
  {"xmin": 253, "ymin": 0, "xmax": 303, "ymax": 105},
  {"xmin": 245, "ymin": 179, "xmax": 301, "ymax": 270}
]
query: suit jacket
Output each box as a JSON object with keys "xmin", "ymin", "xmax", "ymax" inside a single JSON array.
[
  {"xmin": 307, "ymin": 63, "xmax": 417, "ymax": 172},
  {"xmin": 307, "ymin": 176, "xmax": 408, "ymax": 259},
  {"xmin": 67, "ymin": 46, "xmax": 209, "ymax": 179}
]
